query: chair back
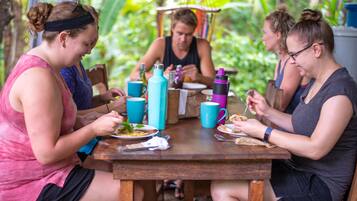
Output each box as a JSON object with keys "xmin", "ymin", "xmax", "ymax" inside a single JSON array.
[
  {"xmin": 261, "ymin": 80, "xmax": 283, "ymax": 127},
  {"xmin": 85, "ymin": 64, "xmax": 108, "ymax": 95},
  {"xmin": 156, "ymin": 5, "xmax": 220, "ymax": 42}
]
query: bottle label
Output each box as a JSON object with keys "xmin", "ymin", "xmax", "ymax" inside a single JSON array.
[{"xmin": 213, "ymin": 83, "xmax": 229, "ymax": 95}]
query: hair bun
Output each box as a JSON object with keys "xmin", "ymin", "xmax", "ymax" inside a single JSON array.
[
  {"xmin": 27, "ymin": 2, "xmax": 53, "ymax": 32},
  {"xmin": 300, "ymin": 9, "xmax": 322, "ymax": 22}
]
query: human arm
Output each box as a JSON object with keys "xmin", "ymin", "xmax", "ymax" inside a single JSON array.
[
  {"xmin": 278, "ymin": 61, "xmax": 303, "ymax": 110},
  {"xmin": 183, "ymin": 39, "xmax": 215, "ymax": 87},
  {"xmin": 77, "ymin": 96, "xmax": 126, "ymax": 116},
  {"xmin": 14, "ymin": 68, "xmax": 122, "ymax": 165},
  {"xmin": 99, "ymin": 87, "xmax": 126, "ymax": 102},
  {"xmin": 247, "ymin": 90, "xmax": 293, "ymax": 131},
  {"xmin": 129, "ymin": 38, "xmax": 165, "ymax": 81},
  {"xmin": 235, "ymin": 95, "xmax": 353, "ymax": 160}
]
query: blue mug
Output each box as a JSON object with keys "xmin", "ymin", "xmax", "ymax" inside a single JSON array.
[
  {"xmin": 200, "ymin": 102, "xmax": 227, "ymax": 128},
  {"xmin": 126, "ymin": 97, "xmax": 146, "ymax": 123},
  {"xmin": 127, "ymin": 81, "xmax": 147, "ymax": 97}
]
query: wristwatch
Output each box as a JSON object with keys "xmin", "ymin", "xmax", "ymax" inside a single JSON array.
[{"xmin": 263, "ymin": 127, "xmax": 273, "ymax": 143}]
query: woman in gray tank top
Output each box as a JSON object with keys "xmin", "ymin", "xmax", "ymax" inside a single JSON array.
[{"xmin": 211, "ymin": 9, "xmax": 357, "ymax": 201}]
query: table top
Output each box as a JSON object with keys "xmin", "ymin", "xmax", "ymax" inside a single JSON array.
[{"xmin": 93, "ymin": 118, "xmax": 290, "ymax": 161}]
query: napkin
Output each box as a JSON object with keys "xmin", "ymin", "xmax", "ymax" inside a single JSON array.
[
  {"xmin": 143, "ymin": 136, "xmax": 170, "ymax": 150},
  {"xmin": 178, "ymin": 89, "xmax": 188, "ymax": 115},
  {"xmin": 120, "ymin": 136, "xmax": 170, "ymax": 151}
]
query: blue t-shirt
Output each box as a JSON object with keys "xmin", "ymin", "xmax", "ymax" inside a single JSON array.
[
  {"xmin": 60, "ymin": 63, "xmax": 93, "ymax": 110},
  {"xmin": 61, "ymin": 63, "xmax": 98, "ymax": 155},
  {"xmin": 275, "ymin": 59, "xmax": 306, "ymax": 114}
]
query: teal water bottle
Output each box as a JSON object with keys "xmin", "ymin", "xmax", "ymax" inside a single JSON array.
[{"xmin": 148, "ymin": 64, "xmax": 168, "ymax": 130}]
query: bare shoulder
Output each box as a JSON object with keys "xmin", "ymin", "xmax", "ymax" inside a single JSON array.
[
  {"xmin": 151, "ymin": 37, "xmax": 165, "ymax": 49},
  {"xmin": 196, "ymin": 38, "xmax": 212, "ymax": 57},
  {"xmin": 196, "ymin": 38, "xmax": 211, "ymax": 49}
]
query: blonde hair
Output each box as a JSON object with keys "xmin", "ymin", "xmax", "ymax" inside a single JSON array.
[
  {"xmin": 265, "ymin": 5, "xmax": 295, "ymax": 53},
  {"xmin": 172, "ymin": 8, "xmax": 197, "ymax": 29}
]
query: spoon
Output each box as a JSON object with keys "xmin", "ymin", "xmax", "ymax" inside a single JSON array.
[{"xmin": 214, "ymin": 134, "xmax": 236, "ymax": 142}]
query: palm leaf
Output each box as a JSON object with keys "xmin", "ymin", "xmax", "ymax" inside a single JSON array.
[{"xmin": 99, "ymin": 0, "xmax": 126, "ymax": 35}]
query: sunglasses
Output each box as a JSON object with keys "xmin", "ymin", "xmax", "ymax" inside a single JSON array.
[{"xmin": 288, "ymin": 42, "xmax": 324, "ymax": 61}]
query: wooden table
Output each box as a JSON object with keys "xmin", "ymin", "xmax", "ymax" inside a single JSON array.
[{"xmin": 93, "ymin": 118, "xmax": 290, "ymax": 201}]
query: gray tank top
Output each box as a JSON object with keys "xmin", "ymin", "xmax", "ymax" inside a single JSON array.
[{"xmin": 291, "ymin": 68, "xmax": 357, "ymax": 201}]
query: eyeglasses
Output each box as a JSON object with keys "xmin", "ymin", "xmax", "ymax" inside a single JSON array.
[{"xmin": 288, "ymin": 42, "xmax": 324, "ymax": 61}]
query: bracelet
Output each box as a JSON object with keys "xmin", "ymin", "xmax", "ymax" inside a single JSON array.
[
  {"xmin": 263, "ymin": 127, "xmax": 273, "ymax": 143},
  {"xmin": 105, "ymin": 104, "xmax": 110, "ymax": 113}
]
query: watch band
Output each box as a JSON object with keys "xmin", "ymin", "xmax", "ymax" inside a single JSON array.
[{"xmin": 263, "ymin": 127, "xmax": 273, "ymax": 143}]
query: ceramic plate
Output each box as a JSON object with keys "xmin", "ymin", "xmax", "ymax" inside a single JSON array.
[
  {"xmin": 217, "ymin": 124, "xmax": 247, "ymax": 137},
  {"xmin": 182, "ymin": 82, "xmax": 207, "ymax": 90},
  {"xmin": 111, "ymin": 124, "xmax": 159, "ymax": 140}
]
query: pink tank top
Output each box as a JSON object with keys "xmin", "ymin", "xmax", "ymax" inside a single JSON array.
[{"xmin": 0, "ymin": 54, "xmax": 79, "ymax": 201}]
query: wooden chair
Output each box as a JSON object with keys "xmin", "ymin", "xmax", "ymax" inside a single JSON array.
[
  {"xmin": 85, "ymin": 64, "xmax": 109, "ymax": 107},
  {"xmin": 261, "ymin": 80, "xmax": 283, "ymax": 128},
  {"xmin": 347, "ymin": 161, "xmax": 357, "ymax": 201},
  {"xmin": 86, "ymin": 64, "xmax": 109, "ymax": 94}
]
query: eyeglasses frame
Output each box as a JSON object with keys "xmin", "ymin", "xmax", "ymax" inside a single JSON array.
[{"xmin": 288, "ymin": 42, "xmax": 324, "ymax": 61}]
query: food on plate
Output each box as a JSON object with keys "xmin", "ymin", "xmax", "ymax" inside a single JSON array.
[
  {"xmin": 229, "ymin": 114, "xmax": 248, "ymax": 122},
  {"xmin": 235, "ymin": 137, "xmax": 275, "ymax": 148},
  {"xmin": 217, "ymin": 124, "xmax": 241, "ymax": 133},
  {"xmin": 113, "ymin": 121, "xmax": 156, "ymax": 137},
  {"xmin": 183, "ymin": 76, "xmax": 192, "ymax": 83},
  {"xmin": 114, "ymin": 129, "xmax": 147, "ymax": 137}
]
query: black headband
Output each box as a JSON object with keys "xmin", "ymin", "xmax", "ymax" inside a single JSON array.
[{"xmin": 44, "ymin": 13, "xmax": 94, "ymax": 32}]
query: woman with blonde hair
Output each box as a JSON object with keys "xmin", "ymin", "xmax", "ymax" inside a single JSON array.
[{"xmin": 263, "ymin": 6, "xmax": 309, "ymax": 113}]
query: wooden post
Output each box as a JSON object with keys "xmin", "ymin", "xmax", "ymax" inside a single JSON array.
[
  {"xmin": 120, "ymin": 180, "xmax": 134, "ymax": 201},
  {"xmin": 248, "ymin": 180, "xmax": 264, "ymax": 201}
]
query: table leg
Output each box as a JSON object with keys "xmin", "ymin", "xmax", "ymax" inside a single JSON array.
[
  {"xmin": 248, "ymin": 180, "xmax": 264, "ymax": 201},
  {"xmin": 120, "ymin": 180, "xmax": 134, "ymax": 201},
  {"xmin": 184, "ymin": 180, "xmax": 194, "ymax": 201}
]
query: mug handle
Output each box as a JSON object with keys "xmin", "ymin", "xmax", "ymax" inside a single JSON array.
[{"xmin": 217, "ymin": 108, "xmax": 228, "ymax": 123}]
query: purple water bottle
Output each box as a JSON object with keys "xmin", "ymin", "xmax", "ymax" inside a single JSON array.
[{"xmin": 212, "ymin": 68, "xmax": 229, "ymax": 125}]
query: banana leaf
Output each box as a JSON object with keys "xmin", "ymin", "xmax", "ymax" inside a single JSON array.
[{"xmin": 99, "ymin": 0, "xmax": 126, "ymax": 35}]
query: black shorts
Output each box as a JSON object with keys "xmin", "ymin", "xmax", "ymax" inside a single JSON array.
[
  {"xmin": 37, "ymin": 165, "xmax": 95, "ymax": 201},
  {"xmin": 270, "ymin": 160, "xmax": 332, "ymax": 201}
]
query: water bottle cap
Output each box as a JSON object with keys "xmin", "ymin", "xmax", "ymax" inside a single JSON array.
[
  {"xmin": 155, "ymin": 64, "xmax": 164, "ymax": 70},
  {"xmin": 217, "ymin": 68, "xmax": 225, "ymax": 76}
]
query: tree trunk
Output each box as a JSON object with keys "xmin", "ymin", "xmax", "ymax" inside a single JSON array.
[
  {"xmin": 0, "ymin": 0, "xmax": 13, "ymax": 44},
  {"xmin": 3, "ymin": 0, "xmax": 26, "ymax": 77}
]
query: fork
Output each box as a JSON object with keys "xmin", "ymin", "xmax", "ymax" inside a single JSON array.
[{"xmin": 214, "ymin": 134, "xmax": 236, "ymax": 142}]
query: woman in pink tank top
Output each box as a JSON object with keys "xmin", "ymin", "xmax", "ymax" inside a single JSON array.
[{"xmin": 0, "ymin": 2, "xmax": 134, "ymax": 201}]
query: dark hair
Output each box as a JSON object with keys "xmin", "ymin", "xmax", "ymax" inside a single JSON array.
[
  {"xmin": 265, "ymin": 5, "xmax": 295, "ymax": 53},
  {"xmin": 288, "ymin": 9, "xmax": 334, "ymax": 53},
  {"xmin": 172, "ymin": 8, "xmax": 197, "ymax": 29},
  {"xmin": 27, "ymin": 2, "xmax": 98, "ymax": 42}
]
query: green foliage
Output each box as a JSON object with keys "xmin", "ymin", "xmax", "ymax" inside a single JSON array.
[
  {"xmin": 318, "ymin": 0, "xmax": 345, "ymax": 26},
  {"xmin": 98, "ymin": 0, "xmax": 126, "ymax": 35},
  {"xmin": 211, "ymin": 29, "xmax": 275, "ymax": 98},
  {"xmin": 79, "ymin": 0, "xmax": 346, "ymax": 99},
  {"xmin": 82, "ymin": 1, "xmax": 157, "ymax": 88}
]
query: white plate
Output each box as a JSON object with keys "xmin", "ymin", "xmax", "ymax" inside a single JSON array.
[
  {"xmin": 182, "ymin": 82, "xmax": 207, "ymax": 90},
  {"xmin": 217, "ymin": 124, "xmax": 247, "ymax": 137},
  {"xmin": 111, "ymin": 124, "xmax": 159, "ymax": 140},
  {"xmin": 201, "ymin": 89, "xmax": 235, "ymax": 96}
]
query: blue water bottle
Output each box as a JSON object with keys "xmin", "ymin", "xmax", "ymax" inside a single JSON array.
[{"xmin": 148, "ymin": 64, "xmax": 168, "ymax": 130}]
